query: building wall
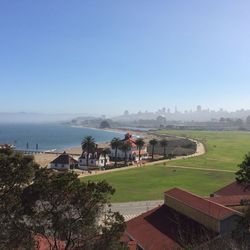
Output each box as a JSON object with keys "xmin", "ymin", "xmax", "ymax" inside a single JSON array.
[
  {"xmin": 110, "ymin": 148, "xmax": 148, "ymax": 160},
  {"xmin": 220, "ymin": 215, "xmax": 241, "ymax": 235},
  {"xmin": 110, "ymin": 148, "xmax": 134, "ymax": 159},
  {"xmin": 50, "ymin": 163, "xmax": 70, "ymax": 170},
  {"xmin": 78, "ymin": 156, "xmax": 110, "ymax": 169},
  {"xmin": 165, "ymin": 195, "xmax": 220, "ymax": 233}
]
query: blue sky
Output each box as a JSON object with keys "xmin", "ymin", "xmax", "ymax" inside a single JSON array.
[{"xmin": 0, "ymin": 1, "xmax": 250, "ymax": 116}]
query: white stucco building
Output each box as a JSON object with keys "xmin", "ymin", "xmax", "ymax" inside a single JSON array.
[{"xmin": 78, "ymin": 148, "xmax": 110, "ymax": 170}]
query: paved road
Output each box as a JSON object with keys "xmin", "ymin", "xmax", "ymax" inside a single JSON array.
[{"xmin": 110, "ymin": 200, "xmax": 163, "ymax": 221}]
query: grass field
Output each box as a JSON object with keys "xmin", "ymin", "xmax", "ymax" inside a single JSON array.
[
  {"xmin": 158, "ymin": 130, "xmax": 250, "ymax": 171},
  {"xmin": 81, "ymin": 130, "xmax": 250, "ymax": 202},
  {"xmin": 82, "ymin": 166, "xmax": 234, "ymax": 202}
]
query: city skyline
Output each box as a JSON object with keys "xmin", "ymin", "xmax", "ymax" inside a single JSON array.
[{"xmin": 1, "ymin": 1, "xmax": 250, "ymax": 115}]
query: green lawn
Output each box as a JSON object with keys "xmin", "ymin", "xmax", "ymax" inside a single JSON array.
[
  {"xmin": 82, "ymin": 166, "xmax": 234, "ymax": 202},
  {"xmin": 81, "ymin": 130, "xmax": 249, "ymax": 202},
  {"xmin": 158, "ymin": 130, "xmax": 250, "ymax": 171}
]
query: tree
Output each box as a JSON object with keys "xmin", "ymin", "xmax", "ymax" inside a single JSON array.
[
  {"xmin": 0, "ymin": 148, "xmax": 126, "ymax": 249},
  {"xmin": 22, "ymin": 170, "xmax": 126, "ymax": 250},
  {"xmin": 100, "ymin": 120, "xmax": 111, "ymax": 129},
  {"xmin": 111, "ymin": 137, "xmax": 121, "ymax": 167},
  {"xmin": 149, "ymin": 139, "xmax": 158, "ymax": 160},
  {"xmin": 102, "ymin": 148, "xmax": 111, "ymax": 168},
  {"xmin": 135, "ymin": 138, "xmax": 145, "ymax": 161},
  {"xmin": 235, "ymin": 153, "xmax": 250, "ymax": 190},
  {"xmin": 232, "ymin": 205, "xmax": 250, "ymax": 248},
  {"xmin": 160, "ymin": 138, "xmax": 168, "ymax": 158},
  {"xmin": 81, "ymin": 136, "xmax": 96, "ymax": 168},
  {"xmin": 0, "ymin": 147, "xmax": 39, "ymax": 249},
  {"xmin": 119, "ymin": 141, "xmax": 131, "ymax": 166}
]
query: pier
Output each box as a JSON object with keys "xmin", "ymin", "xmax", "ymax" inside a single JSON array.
[{"xmin": 14, "ymin": 149, "xmax": 81, "ymax": 157}]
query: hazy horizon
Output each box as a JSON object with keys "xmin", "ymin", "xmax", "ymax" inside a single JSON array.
[{"xmin": 1, "ymin": 1, "xmax": 250, "ymax": 115}]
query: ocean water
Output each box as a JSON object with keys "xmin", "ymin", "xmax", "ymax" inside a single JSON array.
[{"xmin": 0, "ymin": 123, "xmax": 124, "ymax": 151}]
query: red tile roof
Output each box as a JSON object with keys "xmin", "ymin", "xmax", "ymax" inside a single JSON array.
[
  {"xmin": 125, "ymin": 205, "xmax": 217, "ymax": 250},
  {"xmin": 213, "ymin": 181, "xmax": 250, "ymax": 196},
  {"xmin": 34, "ymin": 234, "xmax": 65, "ymax": 250},
  {"xmin": 207, "ymin": 195, "xmax": 250, "ymax": 206},
  {"xmin": 165, "ymin": 188, "xmax": 240, "ymax": 220},
  {"xmin": 122, "ymin": 133, "xmax": 137, "ymax": 147}
]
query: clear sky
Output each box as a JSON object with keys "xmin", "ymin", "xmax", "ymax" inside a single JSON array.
[{"xmin": 0, "ymin": 0, "xmax": 250, "ymax": 116}]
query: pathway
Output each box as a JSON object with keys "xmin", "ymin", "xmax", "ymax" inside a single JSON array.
[{"xmin": 109, "ymin": 200, "xmax": 163, "ymax": 221}]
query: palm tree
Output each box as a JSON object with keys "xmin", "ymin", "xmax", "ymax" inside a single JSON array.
[
  {"xmin": 81, "ymin": 136, "xmax": 96, "ymax": 168},
  {"xmin": 160, "ymin": 138, "xmax": 168, "ymax": 158},
  {"xmin": 111, "ymin": 137, "xmax": 121, "ymax": 167},
  {"xmin": 120, "ymin": 141, "xmax": 131, "ymax": 166},
  {"xmin": 102, "ymin": 148, "xmax": 111, "ymax": 168},
  {"xmin": 149, "ymin": 139, "xmax": 158, "ymax": 160},
  {"xmin": 135, "ymin": 138, "xmax": 145, "ymax": 161}
]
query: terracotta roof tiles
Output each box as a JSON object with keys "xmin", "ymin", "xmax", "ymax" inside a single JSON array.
[
  {"xmin": 213, "ymin": 181, "xmax": 250, "ymax": 196},
  {"xmin": 126, "ymin": 204, "xmax": 217, "ymax": 250},
  {"xmin": 165, "ymin": 188, "xmax": 240, "ymax": 220},
  {"xmin": 207, "ymin": 195, "xmax": 250, "ymax": 206}
]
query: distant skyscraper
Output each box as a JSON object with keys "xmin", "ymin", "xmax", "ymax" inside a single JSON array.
[
  {"xmin": 197, "ymin": 105, "xmax": 202, "ymax": 112},
  {"xmin": 175, "ymin": 105, "xmax": 178, "ymax": 113},
  {"xmin": 124, "ymin": 110, "xmax": 129, "ymax": 116}
]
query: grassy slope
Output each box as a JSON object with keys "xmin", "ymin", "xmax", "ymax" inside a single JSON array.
[
  {"xmin": 158, "ymin": 130, "xmax": 250, "ymax": 171},
  {"xmin": 82, "ymin": 166, "xmax": 234, "ymax": 202}
]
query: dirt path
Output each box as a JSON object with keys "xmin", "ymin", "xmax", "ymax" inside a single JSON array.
[
  {"xmin": 78, "ymin": 138, "xmax": 207, "ymax": 177},
  {"xmin": 164, "ymin": 165, "xmax": 234, "ymax": 173}
]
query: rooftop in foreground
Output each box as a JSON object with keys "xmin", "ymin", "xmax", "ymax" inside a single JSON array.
[
  {"xmin": 126, "ymin": 204, "xmax": 218, "ymax": 250},
  {"xmin": 165, "ymin": 188, "xmax": 241, "ymax": 220},
  {"xmin": 213, "ymin": 181, "xmax": 250, "ymax": 196}
]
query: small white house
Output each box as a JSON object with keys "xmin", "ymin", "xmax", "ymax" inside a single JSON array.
[
  {"xmin": 50, "ymin": 151, "xmax": 78, "ymax": 170},
  {"xmin": 78, "ymin": 148, "xmax": 110, "ymax": 170}
]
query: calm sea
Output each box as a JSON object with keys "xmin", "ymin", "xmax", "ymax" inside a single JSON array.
[{"xmin": 0, "ymin": 123, "xmax": 123, "ymax": 151}]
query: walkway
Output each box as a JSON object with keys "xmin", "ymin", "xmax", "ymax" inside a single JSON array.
[{"xmin": 110, "ymin": 200, "xmax": 163, "ymax": 221}]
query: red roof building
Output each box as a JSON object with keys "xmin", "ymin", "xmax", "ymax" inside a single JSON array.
[
  {"xmin": 110, "ymin": 133, "xmax": 148, "ymax": 161},
  {"xmin": 165, "ymin": 188, "xmax": 239, "ymax": 221},
  {"xmin": 125, "ymin": 204, "xmax": 218, "ymax": 250},
  {"xmin": 125, "ymin": 188, "xmax": 243, "ymax": 250},
  {"xmin": 213, "ymin": 181, "xmax": 250, "ymax": 196}
]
